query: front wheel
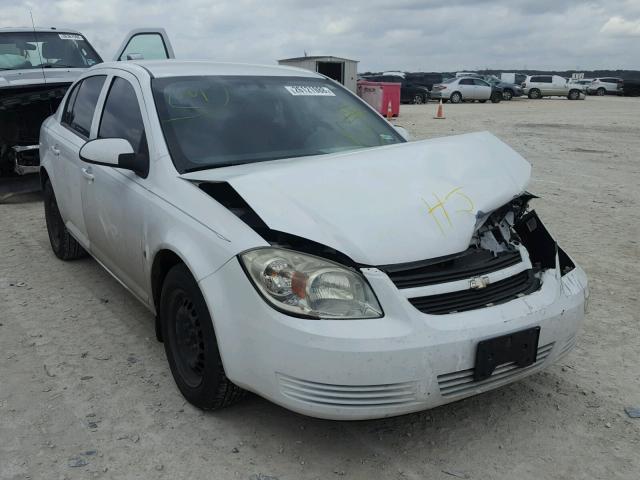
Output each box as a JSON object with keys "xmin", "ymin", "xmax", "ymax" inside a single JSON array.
[
  {"xmin": 502, "ymin": 89, "xmax": 513, "ymax": 100},
  {"xmin": 43, "ymin": 179, "xmax": 87, "ymax": 260},
  {"xmin": 568, "ymin": 89, "xmax": 581, "ymax": 100},
  {"xmin": 449, "ymin": 92, "xmax": 462, "ymax": 104},
  {"xmin": 161, "ymin": 263, "xmax": 245, "ymax": 410},
  {"xmin": 596, "ymin": 88, "xmax": 606, "ymax": 96},
  {"xmin": 412, "ymin": 94, "xmax": 424, "ymax": 104},
  {"xmin": 491, "ymin": 92, "xmax": 502, "ymax": 103}
]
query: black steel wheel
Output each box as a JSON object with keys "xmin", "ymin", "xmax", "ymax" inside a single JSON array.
[{"xmin": 161, "ymin": 263, "xmax": 245, "ymax": 410}]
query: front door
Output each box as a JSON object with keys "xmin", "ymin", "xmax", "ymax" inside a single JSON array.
[
  {"xmin": 113, "ymin": 28, "xmax": 175, "ymax": 61},
  {"xmin": 80, "ymin": 72, "xmax": 151, "ymax": 301}
]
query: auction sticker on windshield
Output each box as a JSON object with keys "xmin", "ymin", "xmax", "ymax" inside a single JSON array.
[
  {"xmin": 284, "ymin": 86, "xmax": 335, "ymax": 96},
  {"xmin": 59, "ymin": 34, "xmax": 83, "ymax": 40}
]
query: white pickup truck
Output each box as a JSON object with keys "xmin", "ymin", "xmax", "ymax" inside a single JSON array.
[{"xmin": 0, "ymin": 27, "xmax": 174, "ymax": 178}]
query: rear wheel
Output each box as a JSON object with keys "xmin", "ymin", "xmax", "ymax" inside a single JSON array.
[
  {"xmin": 596, "ymin": 87, "xmax": 606, "ymax": 96},
  {"xmin": 491, "ymin": 92, "xmax": 502, "ymax": 103},
  {"xmin": 502, "ymin": 89, "xmax": 513, "ymax": 100},
  {"xmin": 161, "ymin": 263, "xmax": 245, "ymax": 410},
  {"xmin": 568, "ymin": 89, "xmax": 581, "ymax": 100},
  {"xmin": 43, "ymin": 179, "xmax": 87, "ymax": 260},
  {"xmin": 449, "ymin": 92, "xmax": 462, "ymax": 104},
  {"xmin": 528, "ymin": 89, "xmax": 541, "ymax": 99},
  {"xmin": 412, "ymin": 94, "xmax": 424, "ymax": 104}
]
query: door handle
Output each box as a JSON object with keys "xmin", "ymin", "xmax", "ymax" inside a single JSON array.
[
  {"xmin": 50, "ymin": 145, "xmax": 60, "ymax": 155},
  {"xmin": 81, "ymin": 166, "xmax": 95, "ymax": 182}
]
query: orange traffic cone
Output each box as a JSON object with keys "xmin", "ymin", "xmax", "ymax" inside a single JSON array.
[
  {"xmin": 386, "ymin": 100, "xmax": 393, "ymax": 121},
  {"xmin": 434, "ymin": 99, "xmax": 445, "ymax": 119}
]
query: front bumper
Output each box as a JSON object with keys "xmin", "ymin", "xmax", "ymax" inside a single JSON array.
[{"xmin": 200, "ymin": 259, "xmax": 587, "ymax": 420}]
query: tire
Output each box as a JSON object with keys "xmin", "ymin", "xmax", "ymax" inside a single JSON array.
[
  {"xmin": 43, "ymin": 179, "xmax": 87, "ymax": 260},
  {"xmin": 528, "ymin": 89, "xmax": 541, "ymax": 99},
  {"xmin": 596, "ymin": 88, "xmax": 606, "ymax": 96},
  {"xmin": 568, "ymin": 89, "xmax": 581, "ymax": 100},
  {"xmin": 502, "ymin": 89, "xmax": 513, "ymax": 101},
  {"xmin": 450, "ymin": 92, "xmax": 462, "ymax": 104},
  {"xmin": 412, "ymin": 94, "xmax": 424, "ymax": 104},
  {"xmin": 491, "ymin": 92, "xmax": 502, "ymax": 103},
  {"xmin": 160, "ymin": 263, "xmax": 245, "ymax": 410}
]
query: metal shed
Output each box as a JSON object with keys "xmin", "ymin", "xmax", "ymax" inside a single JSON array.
[{"xmin": 278, "ymin": 56, "xmax": 359, "ymax": 93}]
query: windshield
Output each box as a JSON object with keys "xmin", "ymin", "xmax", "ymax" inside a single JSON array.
[
  {"xmin": 0, "ymin": 32, "xmax": 102, "ymax": 70},
  {"xmin": 152, "ymin": 76, "xmax": 405, "ymax": 172}
]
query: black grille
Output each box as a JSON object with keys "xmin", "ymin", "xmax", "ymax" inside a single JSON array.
[
  {"xmin": 382, "ymin": 248, "xmax": 522, "ymax": 289},
  {"xmin": 408, "ymin": 270, "xmax": 541, "ymax": 315}
]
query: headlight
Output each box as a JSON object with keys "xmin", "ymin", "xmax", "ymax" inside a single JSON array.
[{"xmin": 239, "ymin": 248, "xmax": 383, "ymax": 319}]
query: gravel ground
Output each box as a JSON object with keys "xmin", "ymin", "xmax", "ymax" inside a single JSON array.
[{"xmin": 1, "ymin": 96, "xmax": 639, "ymax": 480}]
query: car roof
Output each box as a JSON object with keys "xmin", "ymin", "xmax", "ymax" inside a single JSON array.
[
  {"xmin": 0, "ymin": 27, "xmax": 83, "ymax": 34},
  {"xmin": 92, "ymin": 60, "xmax": 324, "ymax": 79}
]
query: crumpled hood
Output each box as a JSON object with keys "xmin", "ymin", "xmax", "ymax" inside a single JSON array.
[{"xmin": 181, "ymin": 131, "xmax": 531, "ymax": 265}]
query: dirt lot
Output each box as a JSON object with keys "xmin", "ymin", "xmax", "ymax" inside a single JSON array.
[{"xmin": 1, "ymin": 96, "xmax": 639, "ymax": 480}]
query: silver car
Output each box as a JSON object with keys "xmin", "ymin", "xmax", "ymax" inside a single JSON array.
[
  {"xmin": 587, "ymin": 78, "xmax": 624, "ymax": 96},
  {"xmin": 430, "ymin": 77, "xmax": 497, "ymax": 104}
]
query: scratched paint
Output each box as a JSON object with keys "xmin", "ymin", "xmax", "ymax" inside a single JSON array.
[{"xmin": 422, "ymin": 187, "xmax": 475, "ymax": 235}]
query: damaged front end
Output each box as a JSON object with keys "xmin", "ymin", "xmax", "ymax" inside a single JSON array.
[
  {"xmin": 0, "ymin": 84, "xmax": 68, "ymax": 176},
  {"xmin": 380, "ymin": 193, "xmax": 576, "ymax": 315}
]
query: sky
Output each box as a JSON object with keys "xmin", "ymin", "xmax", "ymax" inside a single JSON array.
[{"xmin": 1, "ymin": 0, "xmax": 639, "ymax": 72}]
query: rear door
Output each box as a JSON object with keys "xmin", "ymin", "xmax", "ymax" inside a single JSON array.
[
  {"xmin": 48, "ymin": 74, "xmax": 107, "ymax": 246},
  {"xmin": 113, "ymin": 28, "xmax": 175, "ymax": 61},
  {"xmin": 458, "ymin": 78, "xmax": 475, "ymax": 99}
]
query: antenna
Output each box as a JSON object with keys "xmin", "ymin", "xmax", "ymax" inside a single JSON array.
[{"xmin": 29, "ymin": 8, "xmax": 46, "ymax": 84}]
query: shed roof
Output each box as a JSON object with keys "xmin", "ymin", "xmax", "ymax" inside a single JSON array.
[{"xmin": 279, "ymin": 56, "xmax": 358, "ymax": 63}]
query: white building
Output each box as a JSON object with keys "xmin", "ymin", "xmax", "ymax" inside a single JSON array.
[{"xmin": 277, "ymin": 56, "xmax": 359, "ymax": 93}]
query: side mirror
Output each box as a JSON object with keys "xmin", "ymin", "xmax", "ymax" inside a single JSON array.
[
  {"xmin": 79, "ymin": 138, "xmax": 149, "ymax": 177},
  {"xmin": 394, "ymin": 125, "xmax": 410, "ymax": 141}
]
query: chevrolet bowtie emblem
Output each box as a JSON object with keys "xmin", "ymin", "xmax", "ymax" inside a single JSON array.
[{"xmin": 469, "ymin": 276, "xmax": 490, "ymax": 290}]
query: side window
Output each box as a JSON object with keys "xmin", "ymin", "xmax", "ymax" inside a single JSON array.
[
  {"xmin": 98, "ymin": 77, "xmax": 148, "ymax": 155},
  {"xmin": 542, "ymin": 76, "xmax": 553, "ymax": 83},
  {"xmin": 459, "ymin": 78, "xmax": 474, "ymax": 85},
  {"xmin": 62, "ymin": 82, "xmax": 81, "ymax": 126},
  {"xmin": 474, "ymin": 79, "xmax": 489, "ymax": 87},
  {"xmin": 119, "ymin": 33, "xmax": 169, "ymax": 61},
  {"xmin": 62, "ymin": 75, "xmax": 106, "ymax": 138}
]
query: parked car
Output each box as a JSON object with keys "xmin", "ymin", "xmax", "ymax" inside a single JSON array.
[
  {"xmin": 431, "ymin": 77, "xmax": 502, "ymax": 103},
  {"xmin": 40, "ymin": 60, "xmax": 587, "ymax": 420},
  {"xmin": 363, "ymin": 74, "xmax": 429, "ymax": 104},
  {"xmin": 484, "ymin": 75, "xmax": 523, "ymax": 100},
  {"xmin": 405, "ymin": 72, "xmax": 444, "ymax": 91},
  {"xmin": 587, "ymin": 78, "xmax": 624, "ymax": 96},
  {"xmin": 521, "ymin": 75, "xmax": 585, "ymax": 100},
  {"xmin": 0, "ymin": 27, "xmax": 174, "ymax": 178}
]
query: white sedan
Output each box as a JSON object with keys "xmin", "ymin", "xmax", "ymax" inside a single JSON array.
[{"xmin": 40, "ymin": 61, "xmax": 588, "ymax": 420}]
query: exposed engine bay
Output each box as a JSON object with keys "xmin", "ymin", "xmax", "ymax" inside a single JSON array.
[{"xmin": 0, "ymin": 84, "xmax": 68, "ymax": 176}]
